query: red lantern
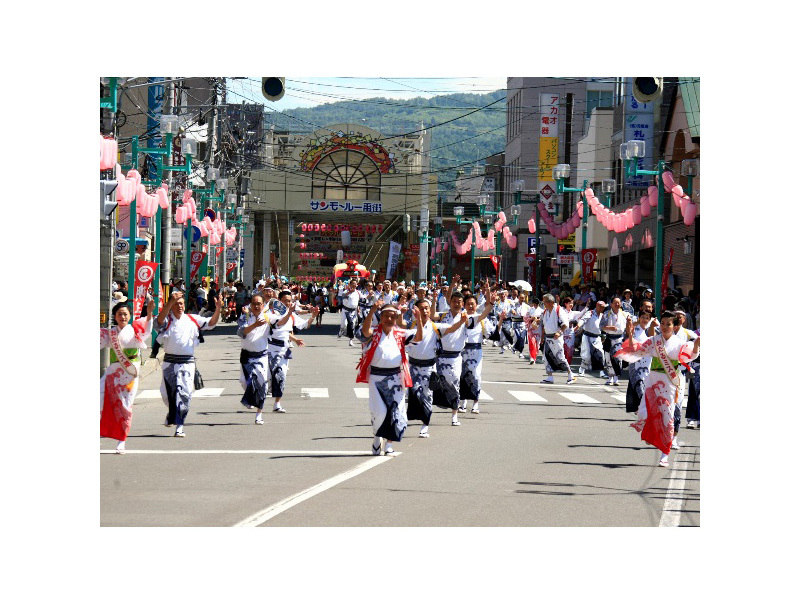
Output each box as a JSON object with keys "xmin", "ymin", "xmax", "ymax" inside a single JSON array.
[
  {"xmin": 314, "ymin": 224, "xmax": 319, "ymax": 231},
  {"xmin": 378, "ymin": 225, "xmax": 383, "ymax": 233}
]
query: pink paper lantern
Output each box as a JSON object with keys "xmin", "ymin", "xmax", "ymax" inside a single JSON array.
[
  {"xmin": 640, "ymin": 198, "xmax": 651, "ymax": 218},
  {"xmin": 302, "ymin": 224, "xmax": 307, "ymax": 231},
  {"xmin": 683, "ymin": 202, "xmax": 698, "ymax": 226},
  {"xmin": 661, "ymin": 170, "xmax": 676, "ymax": 191},
  {"xmin": 100, "ymin": 136, "xmax": 118, "ymax": 171},
  {"xmin": 632, "ymin": 205, "xmax": 642, "ymax": 225},
  {"xmin": 647, "ymin": 185, "xmax": 659, "ymax": 208},
  {"xmin": 624, "ymin": 210, "xmax": 634, "ymax": 230},
  {"xmin": 314, "ymin": 224, "xmax": 320, "ymax": 231}
]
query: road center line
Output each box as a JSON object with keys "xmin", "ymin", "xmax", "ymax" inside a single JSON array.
[
  {"xmin": 659, "ymin": 452, "xmax": 690, "ymax": 527},
  {"xmin": 234, "ymin": 454, "xmax": 401, "ymax": 527}
]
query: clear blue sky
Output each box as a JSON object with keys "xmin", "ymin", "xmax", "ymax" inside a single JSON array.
[{"xmin": 225, "ymin": 77, "xmax": 507, "ymax": 111}]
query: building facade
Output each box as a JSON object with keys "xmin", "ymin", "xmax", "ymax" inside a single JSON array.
[{"xmin": 246, "ymin": 123, "xmax": 437, "ymax": 284}]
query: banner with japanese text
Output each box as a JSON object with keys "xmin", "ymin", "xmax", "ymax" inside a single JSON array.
[
  {"xmin": 190, "ymin": 251, "xmax": 207, "ymax": 281},
  {"xmin": 386, "ymin": 241, "xmax": 402, "ymax": 280},
  {"xmin": 539, "ymin": 93, "xmax": 560, "ymax": 202},
  {"xmin": 581, "ymin": 249, "xmax": 597, "ymax": 284},
  {"xmin": 133, "ymin": 260, "xmax": 158, "ymax": 318}
]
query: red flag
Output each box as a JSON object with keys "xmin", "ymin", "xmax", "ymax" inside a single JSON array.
[
  {"xmin": 490, "ymin": 255, "xmax": 500, "ymax": 282},
  {"xmin": 661, "ymin": 248, "xmax": 674, "ymax": 300},
  {"xmin": 581, "ymin": 249, "xmax": 597, "ymax": 284},
  {"xmin": 190, "ymin": 251, "xmax": 207, "ymax": 281},
  {"xmin": 132, "ymin": 260, "xmax": 158, "ymax": 318}
]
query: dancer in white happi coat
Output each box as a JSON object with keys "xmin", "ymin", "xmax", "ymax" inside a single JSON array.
[
  {"xmin": 615, "ymin": 311, "xmax": 700, "ymax": 467},
  {"xmin": 560, "ymin": 296, "xmax": 590, "ymax": 367},
  {"xmin": 100, "ymin": 299, "xmax": 155, "ymax": 453},
  {"xmin": 357, "ymin": 302, "xmax": 423, "ymax": 455},
  {"xmin": 237, "ymin": 293, "xmax": 271, "ymax": 423},
  {"xmin": 458, "ymin": 292, "xmax": 496, "ymax": 414},
  {"xmin": 495, "ymin": 289, "xmax": 514, "ymax": 354},
  {"xmin": 668, "ymin": 309, "xmax": 699, "ymax": 443},
  {"xmin": 577, "ymin": 300, "xmax": 608, "ymax": 377},
  {"xmin": 432, "ymin": 291, "xmax": 469, "ymax": 426},
  {"xmin": 600, "ymin": 296, "xmax": 634, "ymax": 386},
  {"xmin": 237, "ymin": 293, "xmax": 307, "ymax": 424},
  {"xmin": 403, "ymin": 298, "xmax": 455, "ymax": 438},
  {"xmin": 265, "ymin": 290, "xmax": 318, "ymax": 413},
  {"xmin": 507, "ymin": 291, "xmax": 530, "ymax": 360},
  {"xmin": 357, "ymin": 280, "xmax": 377, "ymax": 326},
  {"xmin": 524, "ymin": 297, "xmax": 544, "ymax": 365},
  {"xmin": 539, "ymin": 294, "xmax": 576, "ymax": 384},
  {"xmin": 338, "ymin": 280, "xmax": 360, "ymax": 346},
  {"xmin": 156, "ymin": 291, "xmax": 221, "ymax": 437},
  {"xmin": 624, "ymin": 310, "xmax": 653, "ymax": 414}
]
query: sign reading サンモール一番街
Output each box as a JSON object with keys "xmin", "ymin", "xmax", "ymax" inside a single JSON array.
[{"xmin": 309, "ymin": 200, "xmax": 383, "ymax": 213}]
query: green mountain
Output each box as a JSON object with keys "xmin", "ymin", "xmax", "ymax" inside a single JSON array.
[{"xmin": 264, "ymin": 90, "xmax": 507, "ymax": 191}]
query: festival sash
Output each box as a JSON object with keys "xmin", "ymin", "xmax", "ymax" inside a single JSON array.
[
  {"xmin": 110, "ymin": 326, "xmax": 138, "ymax": 377},
  {"xmin": 654, "ymin": 333, "xmax": 680, "ymax": 388},
  {"xmin": 356, "ymin": 328, "xmax": 413, "ymax": 387}
]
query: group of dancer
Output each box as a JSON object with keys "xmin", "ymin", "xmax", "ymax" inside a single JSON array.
[
  {"xmin": 343, "ymin": 276, "xmax": 699, "ymax": 466},
  {"xmin": 100, "ymin": 287, "xmax": 317, "ymax": 453},
  {"xmin": 100, "ymin": 276, "xmax": 699, "ymax": 467}
]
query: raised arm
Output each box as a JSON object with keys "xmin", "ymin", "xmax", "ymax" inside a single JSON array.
[
  {"xmin": 157, "ymin": 291, "xmax": 181, "ymax": 326},
  {"xmin": 361, "ymin": 301, "xmax": 380, "ymax": 339}
]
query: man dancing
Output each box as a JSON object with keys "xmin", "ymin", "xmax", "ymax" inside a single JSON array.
[{"xmin": 539, "ymin": 294, "xmax": 576, "ymax": 385}]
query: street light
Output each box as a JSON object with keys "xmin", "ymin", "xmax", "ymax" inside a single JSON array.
[
  {"xmin": 681, "ymin": 159, "xmax": 699, "ymax": 198},
  {"xmin": 601, "ymin": 178, "xmax": 616, "ymax": 207},
  {"xmin": 551, "ymin": 164, "xmax": 590, "ymax": 286},
  {"xmin": 621, "ymin": 138, "xmax": 671, "ymax": 316}
]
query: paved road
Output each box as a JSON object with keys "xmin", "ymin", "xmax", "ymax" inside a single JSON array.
[{"xmin": 100, "ymin": 310, "xmax": 700, "ymax": 527}]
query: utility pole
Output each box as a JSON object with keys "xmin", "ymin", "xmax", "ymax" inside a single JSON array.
[
  {"xmin": 418, "ymin": 124, "xmax": 429, "ymax": 282},
  {"xmin": 158, "ymin": 79, "xmax": 174, "ymax": 319},
  {"xmin": 100, "ymin": 79, "xmax": 117, "ymax": 375},
  {"xmin": 100, "ymin": 181, "xmax": 115, "ymax": 376}
]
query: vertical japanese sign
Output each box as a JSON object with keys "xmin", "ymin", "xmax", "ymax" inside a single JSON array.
[
  {"xmin": 386, "ymin": 241, "xmax": 402, "ymax": 280},
  {"xmin": 581, "ymin": 249, "xmax": 597, "ymax": 284},
  {"xmin": 539, "ymin": 93, "xmax": 560, "ymax": 199},
  {"xmin": 625, "ymin": 77, "xmax": 655, "ymax": 188},
  {"xmin": 133, "ymin": 260, "xmax": 158, "ymax": 318}
]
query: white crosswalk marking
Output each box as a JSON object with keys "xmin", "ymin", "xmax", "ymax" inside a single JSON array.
[
  {"xmin": 611, "ymin": 394, "xmax": 627, "ymax": 403},
  {"xmin": 560, "ymin": 392, "xmax": 602, "ymax": 404},
  {"xmin": 301, "ymin": 388, "xmax": 329, "ymax": 398},
  {"xmin": 137, "ymin": 388, "xmax": 225, "ymax": 399},
  {"xmin": 508, "ymin": 390, "xmax": 547, "ymax": 402},
  {"xmin": 479, "ymin": 391, "xmax": 493, "ymax": 400},
  {"xmin": 354, "ymin": 388, "xmax": 369, "ymax": 398}
]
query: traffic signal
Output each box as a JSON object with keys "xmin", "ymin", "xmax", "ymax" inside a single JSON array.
[
  {"xmin": 261, "ymin": 77, "xmax": 286, "ymax": 102},
  {"xmin": 403, "ymin": 214, "xmax": 411, "ymax": 232},
  {"xmin": 100, "ymin": 180, "xmax": 118, "ymax": 219}
]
